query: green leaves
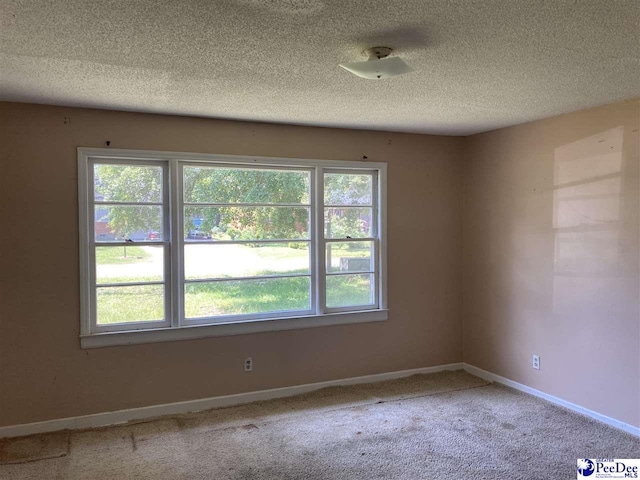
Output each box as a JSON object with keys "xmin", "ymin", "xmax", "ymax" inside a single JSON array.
[
  {"xmin": 93, "ymin": 165, "xmax": 374, "ymax": 243},
  {"xmin": 324, "ymin": 173, "xmax": 372, "ymax": 205},
  {"xmin": 184, "ymin": 167, "xmax": 309, "ymax": 204},
  {"xmin": 324, "ymin": 173, "xmax": 374, "ymax": 239},
  {"xmin": 184, "ymin": 167, "xmax": 310, "ymax": 241},
  {"xmin": 94, "ymin": 164, "xmax": 164, "ymax": 240},
  {"xmin": 95, "ymin": 164, "xmax": 162, "ymax": 203}
]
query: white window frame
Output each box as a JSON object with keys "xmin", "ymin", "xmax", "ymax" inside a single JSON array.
[{"xmin": 78, "ymin": 148, "xmax": 387, "ymax": 348}]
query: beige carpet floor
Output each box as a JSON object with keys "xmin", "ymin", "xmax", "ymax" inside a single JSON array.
[{"xmin": 1, "ymin": 370, "xmax": 638, "ymax": 479}]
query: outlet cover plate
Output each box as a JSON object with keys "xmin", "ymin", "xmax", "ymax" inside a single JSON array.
[{"xmin": 532, "ymin": 354, "xmax": 540, "ymax": 370}]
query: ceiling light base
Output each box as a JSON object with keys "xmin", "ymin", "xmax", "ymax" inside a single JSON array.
[
  {"xmin": 365, "ymin": 47, "xmax": 393, "ymax": 60},
  {"xmin": 339, "ymin": 46, "xmax": 414, "ymax": 80}
]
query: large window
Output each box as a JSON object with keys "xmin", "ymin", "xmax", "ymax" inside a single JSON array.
[{"xmin": 78, "ymin": 148, "xmax": 387, "ymax": 347}]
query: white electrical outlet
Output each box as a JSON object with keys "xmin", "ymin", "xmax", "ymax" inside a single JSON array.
[
  {"xmin": 244, "ymin": 357, "xmax": 253, "ymax": 372},
  {"xmin": 532, "ymin": 354, "xmax": 540, "ymax": 370}
]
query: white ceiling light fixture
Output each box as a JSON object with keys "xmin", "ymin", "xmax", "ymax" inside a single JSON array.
[{"xmin": 340, "ymin": 47, "xmax": 414, "ymax": 80}]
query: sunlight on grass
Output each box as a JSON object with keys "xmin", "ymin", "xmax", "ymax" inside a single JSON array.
[
  {"xmin": 95, "ymin": 243, "xmax": 374, "ymax": 323},
  {"xmin": 96, "ymin": 246, "xmax": 163, "ymax": 284},
  {"xmin": 185, "ymin": 277, "xmax": 310, "ymax": 318},
  {"xmin": 184, "ymin": 243, "xmax": 309, "ymax": 280},
  {"xmin": 326, "ymin": 274, "xmax": 373, "ymax": 308},
  {"xmin": 95, "ymin": 246, "xmax": 152, "ymax": 264},
  {"xmin": 97, "ymin": 285, "xmax": 164, "ymax": 324},
  {"xmin": 251, "ymin": 245, "xmax": 309, "ymax": 261}
]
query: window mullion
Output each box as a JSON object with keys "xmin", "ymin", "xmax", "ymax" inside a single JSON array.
[
  {"xmin": 170, "ymin": 159, "xmax": 182, "ymax": 327},
  {"xmin": 315, "ymin": 167, "xmax": 326, "ymax": 314}
]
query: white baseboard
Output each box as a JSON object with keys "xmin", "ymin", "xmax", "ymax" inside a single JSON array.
[
  {"xmin": 4, "ymin": 362, "xmax": 636, "ymax": 439},
  {"xmin": 0, "ymin": 362, "xmax": 463, "ymax": 439},
  {"xmin": 463, "ymin": 363, "xmax": 640, "ymax": 437}
]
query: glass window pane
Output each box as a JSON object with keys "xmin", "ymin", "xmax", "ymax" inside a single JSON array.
[
  {"xmin": 185, "ymin": 206, "xmax": 309, "ymax": 241},
  {"xmin": 94, "ymin": 164, "xmax": 162, "ymax": 203},
  {"xmin": 326, "ymin": 274, "xmax": 374, "ymax": 308},
  {"xmin": 96, "ymin": 246, "xmax": 164, "ymax": 284},
  {"xmin": 324, "ymin": 207, "xmax": 372, "ymax": 238},
  {"xmin": 96, "ymin": 285, "xmax": 164, "ymax": 325},
  {"xmin": 185, "ymin": 277, "xmax": 310, "ymax": 318},
  {"xmin": 94, "ymin": 205, "xmax": 163, "ymax": 242},
  {"xmin": 324, "ymin": 173, "xmax": 372, "ymax": 205},
  {"xmin": 326, "ymin": 241, "xmax": 373, "ymax": 273},
  {"xmin": 185, "ymin": 242, "xmax": 309, "ymax": 280},
  {"xmin": 184, "ymin": 166, "xmax": 310, "ymax": 204}
]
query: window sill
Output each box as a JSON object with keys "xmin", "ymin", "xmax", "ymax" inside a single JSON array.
[{"xmin": 80, "ymin": 309, "xmax": 389, "ymax": 349}]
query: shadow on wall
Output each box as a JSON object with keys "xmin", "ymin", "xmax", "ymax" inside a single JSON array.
[
  {"xmin": 552, "ymin": 126, "xmax": 630, "ymax": 358},
  {"xmin": 553, "ymin": 127, "xmax": 624, "ymax": 282}
]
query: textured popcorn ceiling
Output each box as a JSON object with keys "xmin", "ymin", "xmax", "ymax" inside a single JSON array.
[{"xmin": 0, "ymin": 0, "xmax": 638, "ymax": 135}]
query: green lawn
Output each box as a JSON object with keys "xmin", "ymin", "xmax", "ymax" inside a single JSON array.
[
  {"xmin": 96, "ymin": 244, "xmax": 374, "ymax": 325},
  {"xmin": 251, "ymin": 244, "xmax": 309, "ymax": 260},
  {"xmin": 185, "ymin": 274, "xmax": 372, "ymax": 318},
  {"xmin": 95, "ymin": 246, "xmax": 152, "ymax": 264},
  {"xmin": 97, "ymin": 285, "xmax": 164, "ymax": 324},
  {"xmin": 184, "ymin": 277, "xmax": 310, "ymax": 318}
]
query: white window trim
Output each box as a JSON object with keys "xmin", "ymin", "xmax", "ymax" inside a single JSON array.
[{"xmin": 78, "ymin": 147, "xmax": 388, "ymax": 348}]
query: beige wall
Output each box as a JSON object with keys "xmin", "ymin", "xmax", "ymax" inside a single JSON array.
[
  {"xmin": 2, "ymin": 99, "xmax": 637, "ymax": 430},
  {"xmin": 463, "ymin": 99, "xmax": 640, "ymax": 427},
  {"xmin": 0, "ymin": 102, "xmax": 464, "ymax": 427}
]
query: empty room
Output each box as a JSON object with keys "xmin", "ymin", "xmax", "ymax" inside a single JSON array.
[{"xmin": 0, "ymin": 1, "xmax": 638, "ymax": 479}]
